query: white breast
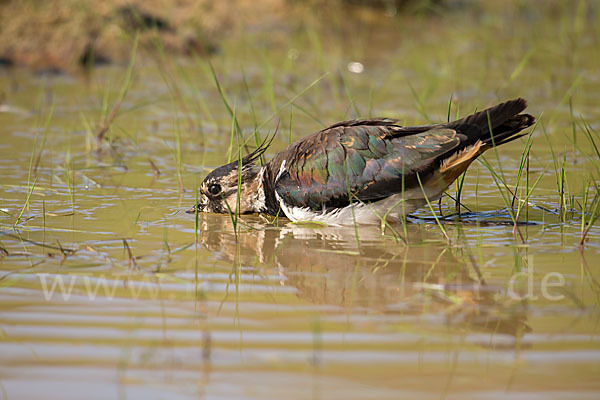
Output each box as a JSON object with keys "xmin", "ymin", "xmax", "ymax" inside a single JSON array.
[{"xmin": 276, "ymin": 189, "xmax": 437, "ymax": 226}]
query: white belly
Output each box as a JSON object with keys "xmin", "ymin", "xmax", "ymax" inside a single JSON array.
[{"xmin": 276, "ymin": 184, "xmax": 444, "ymax": 226}]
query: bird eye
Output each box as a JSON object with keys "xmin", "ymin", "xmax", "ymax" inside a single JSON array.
[{"xmin": 208, "ymin": 183, "xmax": 221, "ymax": 196}]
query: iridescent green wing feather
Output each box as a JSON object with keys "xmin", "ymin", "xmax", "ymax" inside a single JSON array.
[{"xmin": 274, "ymin": 120, "xmax": 461, "ymax": 210}]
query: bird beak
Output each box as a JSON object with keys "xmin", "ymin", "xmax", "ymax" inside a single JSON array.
[
  {"xmin": 186, "ymin": 204, "xmax": 200, "ymax": 214},
  {"xmin": 188, "ymin": 193, "xmax": 210, "ymax": 214}
]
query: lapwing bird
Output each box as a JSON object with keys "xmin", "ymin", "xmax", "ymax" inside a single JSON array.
[{"xmin": 189, "ymin": 98, "xmax": 535, "ymax": 225}]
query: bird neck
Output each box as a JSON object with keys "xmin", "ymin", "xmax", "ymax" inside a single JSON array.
[
  {"xmin": 255, "ymin": 163, "xmax": 284, "ymax": 216},
  {"xmin": 232, "ymin": 164, "xmax": 266, "ymax": 214}
]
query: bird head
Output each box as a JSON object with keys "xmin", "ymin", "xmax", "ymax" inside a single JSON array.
[{"xmin": 188, "ymin": 138, "xmax": 273, "ymax": 215}]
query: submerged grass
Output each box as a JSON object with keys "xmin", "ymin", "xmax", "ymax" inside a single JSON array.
[
  {"xmin": 580, "ymin": 182, "xmax": 600, "ymax": 247},
  {"xmin": 13, "ymin": 177, "xmax": 38, "ymax": 227},
  {"xmin": 95, "ymin": 33, "xmax": 139, "ymax": 148},
  {"xmin": 416, "ymin": 174, "xmax": 450, "ymax": 244},
  {"xmin": 221, "ymin": 104, "xmax": 244, "ymax": 242}
]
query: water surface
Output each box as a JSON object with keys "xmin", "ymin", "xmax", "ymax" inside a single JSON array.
[{"xmin": 1, "ymin": 5, "xmax": 600, "ymax": 399}]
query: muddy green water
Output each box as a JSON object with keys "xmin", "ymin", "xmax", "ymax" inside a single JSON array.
[{"xmin": 1, "ymin": 5, "xmax": 600, "ymax": 400}]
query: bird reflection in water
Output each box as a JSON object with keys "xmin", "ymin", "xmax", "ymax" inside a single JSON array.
[{"xmin": 195, "ymin": 213, "xmax": 530, "ymax": 340}]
